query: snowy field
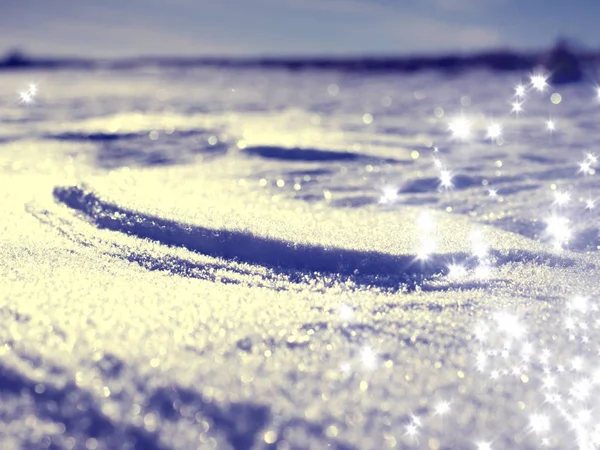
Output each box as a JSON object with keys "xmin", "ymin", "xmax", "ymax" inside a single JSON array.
[{"xmin": 2, "ymin": 66, "xmax": 600, "ymax": 449}]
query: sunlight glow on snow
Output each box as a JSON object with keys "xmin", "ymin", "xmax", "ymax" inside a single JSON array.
[
  {"xmin": 4, "ymin": 59, "xmax": 600, "ymax": 450},
  {"xmin": 448, "ymin": 117, "xmax": 472, "ymax": 140}
]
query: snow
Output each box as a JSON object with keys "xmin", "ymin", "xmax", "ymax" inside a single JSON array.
[{"xmin": 2, "ymin": 67, "xmax": 600, "ymax": 449}]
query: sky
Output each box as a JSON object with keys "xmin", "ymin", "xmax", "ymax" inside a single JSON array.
[{"xmin": 2, "ymin": 0, "xmax": 600, "ymax": 58}]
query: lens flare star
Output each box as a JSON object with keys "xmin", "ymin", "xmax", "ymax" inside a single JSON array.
[
  {"xmin": 474, "ymin": 299, "xmax": 600, "ymax": 448},
  {"xmin": 553, "ymin": 190, "xmax": 571, "ymax": 207},
  {"xmin": 338, "ymin": 304, "xmax": 354, "ymax": 321},
  {"xmin": 486, "ymin": 122, "xmax": 502, "ymax": 141},
  {"xmin": 584, "ymin": 198, "xmax": 595, "ymax": 210},
  {"xmin": 433, "ymin": 400, "xmax": 451, "ymax": 417},
  {"xmin": 578, "ymin": 160, "xmax": 592, "ymax": 175},
  {"xmin": 511, "ymin": 100, "xmax": 524, "ymax": 115},
  {"xmin": 391, "ymin": 51, "xmax": 600, "ymax": 449},
  {"xmin": 545, "ymin": 215, "xmax": 571, "ymax": 249},
  {"xmin": 404, "ymin": 422, "xmax": 420, "ymax": 442},
  {"xmin": 447, "ymin": 263, "xmax": 467, "ymax": 279},
  {"xmin": 360, "ymin": 346, "xmax": 377, "ymax": 370},
  {"xmin": 528, "ymin": 413, "xmax": 551, "ymax": 435},
  {"xmin": 439, "ymin": 169, "xmax": 453, "ymax": 190},
  {"xmin": 531, "ymin": 73, "xmax": 549, "ymax": 92},
  {"xmin": 19, "ymin": 91, "xmax": 33, "ymax": 104},
  {"xmin": 515, "ymin": 84, "xmax": 526, "ymax": 98},
  {"xmin": 415, "ymin": 210, "xmax": 437, "ymax": 261},
  {"xmin": 18, "ymin": 83, "xmax": 39, "ymax": 105},
  {"xmin": 378, "ymin": 185, "xmax": 398, "ymax": 205},
  {"xmin": 475, "ymin": 441, "xmax": 493, "ymax": 450}
]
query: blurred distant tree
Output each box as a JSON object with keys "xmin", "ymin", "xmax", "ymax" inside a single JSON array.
[
  {"xmin": 1, "ymin": 48, "xmax": 30, "ymax": 67},
  {"xmin": 541, "ymin": 38, "xmax": 583, "ymax": 84}
]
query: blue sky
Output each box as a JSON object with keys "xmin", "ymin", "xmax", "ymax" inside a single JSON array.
[{"xmin": 2, "ymin": 0, "xmax": 600, "ymax": 57}]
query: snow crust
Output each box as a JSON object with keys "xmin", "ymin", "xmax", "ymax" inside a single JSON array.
[{"xmin": 1, "ymin": 68, "xmax": 600, "ymax": 449}]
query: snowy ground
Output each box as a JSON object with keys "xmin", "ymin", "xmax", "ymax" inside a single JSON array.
[{"xmin": 2, "ymin": 67, "xmax": 600, "ymax": 450}]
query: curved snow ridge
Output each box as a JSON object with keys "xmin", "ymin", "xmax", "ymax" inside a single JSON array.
[
  {"xmin": 52, "ymin": 185, "xmax": 448, "ymax": 282},
  {"xmin": 26, "ymin": 203, "xmax": 286, "ymax": 290},
  {"xmin": 52, "ymin": 186, "xmax": 577, "ymax": 291}
]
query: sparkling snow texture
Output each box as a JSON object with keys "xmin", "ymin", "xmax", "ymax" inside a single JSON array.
[{"xmin": 1, "ymin": 68, "xmax": 600, "ymax": 449}]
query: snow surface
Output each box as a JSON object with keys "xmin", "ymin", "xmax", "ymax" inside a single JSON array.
[{"xmin": 2, "ymin": 68, "xmax": 600, "ymax": 449}]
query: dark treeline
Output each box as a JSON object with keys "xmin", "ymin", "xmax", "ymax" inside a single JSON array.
[{"xmin": 0, "ymin": 42, "xmax": 593, "ymax": 83}]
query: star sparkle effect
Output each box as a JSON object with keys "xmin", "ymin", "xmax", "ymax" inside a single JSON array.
[
  {"xmin": 404, "ymin": 70, "xmax": 600, "ymax": 447},
  {"xmin": 530, "ymin": 73, "xmax": 549, "ymax": 92},
  {"xmin": 378, "ymin": 185, "xmax": 399, "ymax": 205},
  {"xmin": 372, "ymin": 68, "xmax": 598, "ymax": 448},
  {"xmin": 447, "ymin": 262, "xmax": 467, "ymax": 279},
  {"xmin": 511, "ymin": 99, "xmax": 524, "ymax": 115},
  {"xmin": 338, "ymin": 344, "xmax": 381, "ymax": 374},
  {"xmin": 553, "ymin": 190, "xmax": 571, "ymax": 207},
  {"xmin": 415, "ymin": 210, "xmax": 437, "ymax": 261},
  {"xmin": 359, "ymin": 345, "xmax": 378, "ymax": 370},
  {"xmin": 545, "ymin": 214, "xmax": 571, "ymax": 250},
  {"xmin": 18, "ymin": 83, "xmax": 39, "ymax": 104},
  {"xmin": 404, "ymin": 69, "xmax": 600, "ymax": 284},
  {"xmin": 436, "ymin": 71, "xmax": 599, "ymax": 255},
  {"xmin": 433, "ymin": 400, "xmax": 451, "ymax": 417},
  {"xmin": 432, "ymin": 151, "xmax": 455, "ymax": 191},
  {"xmin": 323, "ymin": 56, "xmax": 600, "ymax": 450},
  {"xmin": 358, "ymin": 66, "xmax": 600, "ymax": 450},
  {"xmin": 338, "ymin": 304, "xmax": 354, "ymax": 321},
  {"xmin": 473, "ymin": 297, "xmax": 600, "ymax": 449},
  {"xmin": 439, "ymin": 169, "xmax": 453, "ymax": 190},
  {"xmin": 448, "ymin": 116, "xmax": 472, "ymax": 140},
  {"xmin": 475, "ymin": 441, "xmax": 493, "ymax": 450},
  {"xmin": 578, "ymin": 153, "xmax": 598, "ymax": 176},
  {"xmin": 514, "ymin": 83, "xmax": 526, "ymax": 98},
  {"xmin": 469, "ymin": 229, "xmax": 493, "ymax": 278},
  {"xmin": 5, "ymin": 48, "xmax": 600, "ymax": 450},
  {"xmin": 486, "ymin": 122, "xmax": 502, "ymax": 142},
  {"xmin": 584, "ymin": 198, "xmax": 596, "ymax": 210}
]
